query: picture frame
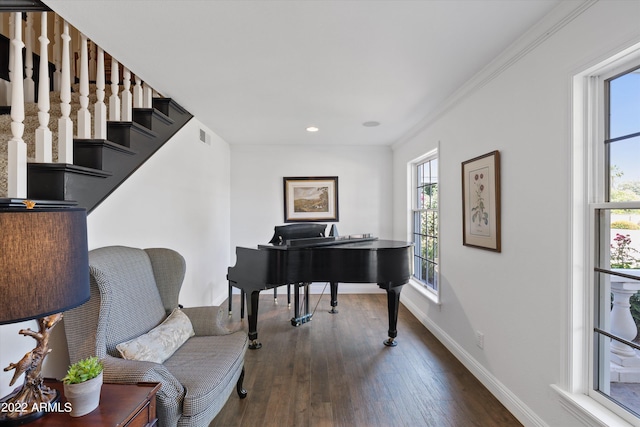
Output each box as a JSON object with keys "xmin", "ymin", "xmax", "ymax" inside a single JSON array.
[
  {"xmin": 461, "ymin": 151, "xmax": 501, "ymax": 252},
  {"xmin": 283, "ymin": 176, "xmax": 339, "ymax": 223}
]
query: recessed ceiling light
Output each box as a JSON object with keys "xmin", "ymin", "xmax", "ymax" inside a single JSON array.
[
  {"xmin": 363, "ymin": 121, "xmax": 380, "ymax": 127},
  {"xmin": 306, "ymin": 126, "xmax": 319, "ymax": 132}
]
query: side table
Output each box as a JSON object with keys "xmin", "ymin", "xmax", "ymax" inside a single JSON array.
[{"xmin": 29, "ymin": 380, "xmax": 160, "ymax": 426}]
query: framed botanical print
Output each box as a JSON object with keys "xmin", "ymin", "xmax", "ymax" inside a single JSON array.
[
  {"xmin": 283, "ymin": 176, "xmax": 339, "ymax": 222},
  {"xmin": 461, "ymin": 151, "xmax": 501, "ymax": 252}
]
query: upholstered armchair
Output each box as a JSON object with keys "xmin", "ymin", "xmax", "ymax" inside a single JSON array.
[{"xmin": 64, "ymin": 246, "xmax": 248, "ymax": 427}]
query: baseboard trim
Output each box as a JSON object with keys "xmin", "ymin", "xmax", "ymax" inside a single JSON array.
[{"xmin": 400, "ymin": 288, "xmax": 548, "ymax": 427}]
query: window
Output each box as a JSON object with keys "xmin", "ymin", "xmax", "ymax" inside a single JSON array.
[
  {"xmin": 412, "ymin": 152, "xmax": 439, "ymax": 292},
  {"xmin": 591, "ymin": 65, "xmax": 640, "ymax": 420}
]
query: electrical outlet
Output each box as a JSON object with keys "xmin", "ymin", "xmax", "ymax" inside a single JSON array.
[{"xmin": 476, "ymin": 331, "xmax": 484, "ymax": 349}]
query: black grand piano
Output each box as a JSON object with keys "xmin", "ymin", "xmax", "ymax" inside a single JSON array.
[{"xmin": 227, "ymin": 224, "xmax": 413, "ymax": 349}]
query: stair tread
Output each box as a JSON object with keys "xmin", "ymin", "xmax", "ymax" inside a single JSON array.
[
  {"xmin": 74, "ymin": 138, "xmax": 138, "ymax": 155},
  {"xmin": 27, "ymin": 162, "xmax": 112, "ymax": 178}
]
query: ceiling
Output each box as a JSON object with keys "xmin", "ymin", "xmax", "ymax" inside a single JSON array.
[{"xmin": 44, "ymin": 0, "xmax": 563, "ymax": 146}]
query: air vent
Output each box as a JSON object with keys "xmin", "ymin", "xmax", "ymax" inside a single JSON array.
[{"xmin": 199, "ymin": 129, "xmax": 211, "ymax": 145}]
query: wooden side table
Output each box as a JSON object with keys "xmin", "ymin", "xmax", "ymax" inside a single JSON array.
[{"xmin": 28, "ymin": 380, "xmax": 160, "ymax": 426}]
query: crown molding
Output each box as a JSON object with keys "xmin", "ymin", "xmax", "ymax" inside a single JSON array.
[{"xmin": 391, "ymin": 0, "xmax": 598, "ymax": 151}]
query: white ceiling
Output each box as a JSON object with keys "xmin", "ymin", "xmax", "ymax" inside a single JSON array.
[{"xmin": 44, "ymin": 0, "xmax": 563, "ymax": 146}]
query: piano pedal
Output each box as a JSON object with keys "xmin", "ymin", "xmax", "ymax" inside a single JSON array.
[
  {"xmin": 274, "ymin": 297, "xmax": 278, "ymax": 305},
  {"xmin": 291, "ymin": 313, "xmax": 312, "ymax": 327},
  {"xmin": 248, "ymin": 339, "xmax": 262, "ymax": 350}
]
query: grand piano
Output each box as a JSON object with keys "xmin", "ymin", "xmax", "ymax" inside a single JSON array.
[{"xmin": 227, "ymin": 224, "xmax": 413, "ymax": 349}]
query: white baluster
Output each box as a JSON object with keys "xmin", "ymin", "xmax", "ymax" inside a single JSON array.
[
  {"xmin": 24, "ymin": 13, "xmax": 35, "ymax": 103},
  {"xmin": 88, "ymin": 40, "xmax": 96, "ymax": 82},
  {"xmin": 0, "ymin": 16, "xmax": 4, "ymax": 106},
  {"xmin": 35, "ymin": 12, "xmax": 52, "ymax": 163},
  {"xmin": 53, "ymin": 14, "xmax": 61, "ymax": 92},
  {"xmin": 6, "ymin": 15, "xmax": 13, "ymax": 105},
  {"xmin": 57, "ymin": 20, "xmax": 73, "ymax": 164},
  {"xmin": 8, "ymin": 12, "xmax": 27, "ymax": 198},
  {"xmin": 109, "ymin": 57, "xmax": 120, "ymax": 121},
  {"xmin": 94, "ymin": 47, "xmax": 107, "ymax": 139},
  {"xmin": 143, "ymin": 82, "xmax": 153, "ymax": 109},
  {"xmin": 133, "ymin": 75, "xmax": 143, "ymax": 108},
  {"xmin": 121, "ymin": 67, "xmax": 132, "ymax": 121},
  {"xmin": 76, "ymin": 33, "xmax": 91, "ymax": 138}
]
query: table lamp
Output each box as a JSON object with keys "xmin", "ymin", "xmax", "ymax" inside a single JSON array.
[{"xmin": 0, "ymin": 206, "xmax": 89, "ymax": 426}]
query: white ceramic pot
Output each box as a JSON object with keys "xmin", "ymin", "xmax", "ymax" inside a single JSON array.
[{"xmin": 63, "ymin": 371, "xmax": 103, "ymax": 417}]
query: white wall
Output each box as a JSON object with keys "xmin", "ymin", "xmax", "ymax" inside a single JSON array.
[
  {"xmin": 0, "ymin": 118, "xmax": 231, "ymax": 396},
  {"xmin": 230, "ymin": 144, "xmax": 392, "ymax": 293},
  {"xmin": 392, "ymin": 1, "xmax": 640, "ymax": 426}
]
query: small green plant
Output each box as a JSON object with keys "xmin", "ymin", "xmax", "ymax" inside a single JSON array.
[{"xmin": 62, "ymin": 356, "xmax": 103, "ymax": 384}]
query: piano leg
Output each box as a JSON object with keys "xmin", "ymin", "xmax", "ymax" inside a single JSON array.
[
  {"xmin": 329, "ymin": 281, "xmax": 339, "ymax": 314},
  {"xmin": 305, "ymin": 283, "xmax": 310, "ymax": 317},
  {"xmin": 246, "ymin": 290, "xmax": 262, "ymax": 349},
  {"xmin": 227, "ymin": 282, "xmax": 245, "ymax": 319},
  {"xmin": 383, "ymin": 284, "xmax": 404, "ymax": 347},
  {"xmin": 241, "ymin": 289, "xmax": 245, "ymax": 319}
]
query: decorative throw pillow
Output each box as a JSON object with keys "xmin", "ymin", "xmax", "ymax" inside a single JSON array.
[{"xmin": 116, "ymin": 308, "xmax": 195, "ymax": 363}]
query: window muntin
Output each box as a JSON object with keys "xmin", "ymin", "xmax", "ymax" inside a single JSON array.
[
  {"xmin": 413, "ymin": 156, "xmax": 438, "ymax": 291},
  {"xmin": 606, "ymin": 67, "xmax": 640, "ymax": 203},
  {"xmin": 609, "ymin": 68, "xmax": 640, "ymax": 140},
  {"xmin": 591, "ymin": 66, "xmax": 640, "ymax": 420}
]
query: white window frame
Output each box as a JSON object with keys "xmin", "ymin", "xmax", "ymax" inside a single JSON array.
[
  {"xmin": 554, "ymin": 42, "xmax": 640, "ymax": 427},
  {"xmin": 408, "ymin": 147, "xmax": 439, "ymax": 303}
]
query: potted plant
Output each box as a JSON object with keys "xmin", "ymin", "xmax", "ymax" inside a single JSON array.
[{"xmin": 62, "ymin": 356, "xmax": 104, "ymax": 417}]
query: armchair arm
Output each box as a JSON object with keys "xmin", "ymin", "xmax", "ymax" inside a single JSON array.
[
  {"xmin": 181, "ymin": 305, "xmax": 241, "ymax": 336},
  {"xmin": 101, "ymin": 355, "xmax": 184, "ymax": 399}
]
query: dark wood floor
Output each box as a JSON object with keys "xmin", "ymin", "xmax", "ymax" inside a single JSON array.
[{"xmin": 210, "ymin": 292, "xmax": 522, "ymax": 427}]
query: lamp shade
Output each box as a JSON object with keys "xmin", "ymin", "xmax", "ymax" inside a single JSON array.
[{"xmin": 0, "ymin": 208, "xmax": 89, "ymax": 325}]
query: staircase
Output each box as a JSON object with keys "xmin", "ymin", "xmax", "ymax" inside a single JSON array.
[
  {"xmin": 0, "ymin": 8, "xmax": 193, "ymax": 213},
  {"xmin": 0, "ymin": 87, "xmax": 192, "ymax": 213}
]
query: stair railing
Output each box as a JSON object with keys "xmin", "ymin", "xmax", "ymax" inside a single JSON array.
[{"xmin": 2, "ymin": 10, "xmax": 161, "ymax": 199}]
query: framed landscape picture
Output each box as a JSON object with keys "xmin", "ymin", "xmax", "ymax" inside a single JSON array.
[
  {"xmin": 461, "ymin": 151, "xmax": 501, "ymax": 252},
  {"xmin": 283, "ymin": 176, "xmax": 339, "ymax": 222}
]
